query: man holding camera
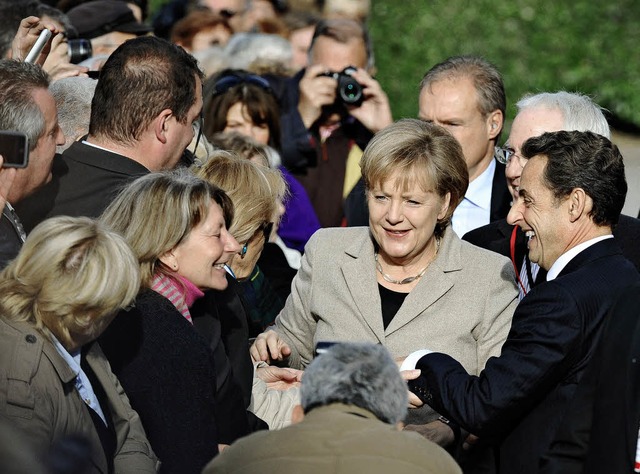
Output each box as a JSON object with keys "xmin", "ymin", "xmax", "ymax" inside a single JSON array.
[{"xmin": 277, "ymin": 19, "xmax": 392, "ymax": 228}]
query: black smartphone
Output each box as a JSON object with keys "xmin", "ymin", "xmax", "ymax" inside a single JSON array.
[{"xmin": 0, "ymin": 131, "xmax": 29, "ymax": 168}]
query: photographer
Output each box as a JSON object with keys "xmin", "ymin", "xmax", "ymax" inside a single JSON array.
[{"xmin": 277, "ymin": 19, "xmax": 392, "ymax": 227}]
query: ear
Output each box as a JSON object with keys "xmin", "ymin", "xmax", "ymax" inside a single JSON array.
[
  {"xmin": 153, "ymin": 109, "xmax": 174, "ymax": 144},
  {"xmin": 438, "ymin": 192, "xmax": 452, "ymax": 221},
  {"xmin": 486, "ymin": 109, "xmax": 503, "ymax": 140},
  {"xmin": 568, "ymin": 187, "xmax": 589, "ymax": 223},
  {"xmin": 158, "ymin": 248, "xmax": 178, "ymax": 272},
  {"xmin": 291, "ymin": 404, "xmax": 305, "ymax": 424}
]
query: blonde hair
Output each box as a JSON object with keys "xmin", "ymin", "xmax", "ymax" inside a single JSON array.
[
  {"xmin": 100, "ymin": 169, "xmax": 234, "ymax": 287},
  {"xmin": 0, "ymin": 216, "xmax": 140, "ymax": 349},
  {"xmin": 196, "ymin": 151, "xmax": 286, "ymax": 243},
  {"xmin": 360, "ymin": 119, "xmax": 469, "ymax": 237}
]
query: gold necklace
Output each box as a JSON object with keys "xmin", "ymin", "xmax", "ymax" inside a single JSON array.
[{"xmin": 375, "ymin": 237, "xmax": 441, "ymax": 285}]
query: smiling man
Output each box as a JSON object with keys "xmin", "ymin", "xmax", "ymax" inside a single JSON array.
[{"xmin": 404, "ymin": 130, "xmax": 640, "ymax": 474}]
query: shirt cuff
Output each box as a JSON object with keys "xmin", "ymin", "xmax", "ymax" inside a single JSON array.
[{"xmin": 400, "ymin": 349, "xmax": 432, "ymax": 371}]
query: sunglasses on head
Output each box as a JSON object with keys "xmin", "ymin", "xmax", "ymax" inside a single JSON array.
[{"xmin": 212, "ymin": 72, "xmax": 273, "ymax": 96}]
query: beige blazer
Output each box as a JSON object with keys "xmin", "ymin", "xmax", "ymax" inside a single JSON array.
[{"xmin": 274, "ymin": 226, "xmax": 518, "ymax": 377}]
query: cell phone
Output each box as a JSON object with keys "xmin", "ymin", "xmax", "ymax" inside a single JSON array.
[
  {"xmin": 25, "ymin": 28, "xmax": 52, "ymax": 64},
  {"xmin": 0, "ymin": 131, "xmax": 29, "ymax": 168},
  {"xmin": 314, "ymin": 341, "xmax": 339, "ymax": 357}
]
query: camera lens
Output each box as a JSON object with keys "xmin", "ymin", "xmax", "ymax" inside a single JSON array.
[
  {"xmin": 338, "ymin": 75, "xmax": 363, "ymax": 106},
  {"xmin": 67, "ymin": 39, "xmax": 92, "ymax": 64}
]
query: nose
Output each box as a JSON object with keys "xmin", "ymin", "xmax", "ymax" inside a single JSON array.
[
  {"xmin": 224, "ymin": 230, "xmax": 241, "ymax": 253},
  {"xmin": 506, "ymin": 198, "xmax": 523, "ymax": 226},
  {"xmin": 56, "ymin": 127, "xmax": 66, "ymax": 146},
  {"xmin": 504, "ymin": 156, "xmax": 522, "ymax": 179},
  {"xmin": 385, "ymin": 200, "xmax": 403, "ymax": 224}
]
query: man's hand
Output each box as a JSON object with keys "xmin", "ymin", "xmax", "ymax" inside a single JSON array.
[
  {"xmin": 11, "ymin": 16, "xmax": 60, "ymax": 64},
  {"xmin": 43, "ymin": 33, "xmax": 88, "ymax": 80},
  {"xmin": 346, "ymin": 68, "xmax": 393, "ymax": 133},
  {"xmin": 404, "ymin": 420, "xmax": 456, "ymax": 447},
  {"xmin": 255, "ymin": 366, "xmax": 303, "ymax": 391},
  {"xmin": 250, "ymin": 329, "xmax": 292, "ymax": 363},
  {"xmin": 297, "ymin": 64, "xmax": 338, "ymax": 129},
  {"xmin": 0, "ymin": 156, "xmax": 17, "ymax": 212}
]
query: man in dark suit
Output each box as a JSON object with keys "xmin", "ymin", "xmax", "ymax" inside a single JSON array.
[
  {"xmin": 464, "ymin": 91, "xmax": 640, "ymax": 297},
  {"xmin": 15, "ymin": 36, "xmax": 204, "ymax": 231},
  {"xmin": 418, "ymin": 56, "xmax": 512, "ymax": 237},
  {"xmin": 540, "ymin": 281, "xmax": 640, "ymax": 473},
  {"xmin": 404, "ymin": 130, "xmax": 640, "ymax": 474}
]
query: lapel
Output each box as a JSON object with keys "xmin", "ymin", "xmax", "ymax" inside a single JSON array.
[
  {"xmin": 341, "ymin": 230, "xmax": 385, "ymax": 343},
  {"xmin": 385, "ymin": 227, "xmax": 460, "ymax": 335}
]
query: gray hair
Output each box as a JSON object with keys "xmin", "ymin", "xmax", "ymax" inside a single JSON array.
[
  {"xmin": 225, "ymin": 33, "xmax": 293, "ymax": 76},
  {"xmin": 0, "ymin": 60, "xmax": 50, "ymax": 151},
  {"xmin": 50, "ymin": 77, "xmax": 97, "ymax": 153},
  {"xmin": 516, "ymin": 91, "xmax": 610, "ymax": 139},
  {"xmin": 300, "ymin": 342, "xmax": 408, "ymax": 424}
]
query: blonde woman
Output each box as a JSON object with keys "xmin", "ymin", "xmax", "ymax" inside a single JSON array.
[{"xmin": 0, "ymin": 216, "xmax": 157, "ymax": 472}]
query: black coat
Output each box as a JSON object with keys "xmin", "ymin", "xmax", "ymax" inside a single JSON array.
[
  {"xmin": 541, "ymin": 281, "xmax": 640, "ymax": 474},
  {"xmin": 14, "ymin": 141, "xmax": 148, "ymax": 232},
  {"xmin": 410, "ymin": 239, "xmax": 640, "ymax": 474},
  {"xmin": 99, "ymin": 290, "xmax": 250, "ymax": 474}
]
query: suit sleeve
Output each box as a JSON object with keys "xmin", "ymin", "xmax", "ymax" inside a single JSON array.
[
  {"xmin": 272, "ymin": 230, "xmax": 321, "ymax": 369},
  {"xmin": 415, "ymin": 283, "xmax": 583, "ymax": 439}
]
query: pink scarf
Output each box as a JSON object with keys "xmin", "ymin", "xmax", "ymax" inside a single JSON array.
[{"xmin": 150, "ymin": 273, "xmax": 204, "ymax": 323}]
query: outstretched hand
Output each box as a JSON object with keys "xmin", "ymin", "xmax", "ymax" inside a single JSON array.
[
  {"xmin": 256, "ymin": 366, "xmax": 303, "ymax": 391},
  {"xmin": 250, "ymin": 329, "xmax": 292, "ymax": 364}
]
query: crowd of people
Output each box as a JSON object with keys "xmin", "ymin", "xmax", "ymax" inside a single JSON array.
[{"xmin": 0, "ymin": 0, "xmax": 639, "ymax": 473}]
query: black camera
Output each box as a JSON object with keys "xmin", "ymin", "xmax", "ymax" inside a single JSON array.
[
  {"xmin": 319, "ymin": 66, "xmax": 363, "ymax": 107},
  {"xmin": 67, "ymin": 39, "xmax": 92, "ymax": 64}
]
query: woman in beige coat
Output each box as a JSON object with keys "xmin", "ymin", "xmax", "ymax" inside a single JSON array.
[
  {"xmin": 251, "ymin": 119, "xmax": 518, "ymax": 439},
  {"xmin": 0, "ymin": 216, "xmax": 158, "ymax": 473}
]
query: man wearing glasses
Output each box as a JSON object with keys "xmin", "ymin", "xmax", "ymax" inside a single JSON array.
[{"xmin": 464, "ymin": 91, "xmax": 640, "ymax": 298}]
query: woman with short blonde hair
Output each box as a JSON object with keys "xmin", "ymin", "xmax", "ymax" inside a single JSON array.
[{"xmin": 0, "ymin": 216, "xmax": 157, "ymax": 472}]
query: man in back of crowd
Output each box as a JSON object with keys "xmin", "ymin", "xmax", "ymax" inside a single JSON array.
[
  {"xmin": 276, "ymin": 18, "xmax": 392, "ymax": 227},
  {"xmin": 418, "ymin": 56, "xmax": 511, "ymax": 237},
  {"xmin": 204, "ymin": 342, "xmax": 462, "ymax": 474},
  {"xmin": 463, "ymin": 91, "xmax": 640, "ymax": 298},
  {"xmin": 16, "ymin": 35, "xmax": 204, "ymax": 231}
]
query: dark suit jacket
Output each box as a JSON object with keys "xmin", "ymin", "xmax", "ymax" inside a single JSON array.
[
  {"xmin": 411, "ymin": 238, "xmax": 640, "ymax": 474},
  {"xmin": 540, "ymin": 281, "xmax": 640, "ymax": 474},
  {"xmin": 464, "ymin": 214, "xmax": 640, "ymax": 273},
  {"xmin": 0, "ymin": 206, "xmax": 24, "ymax": 269},
  {"xmin": 14, "ymin": 141, "xmax": 149, "ymax": 233},
  {"xmin": 490, "ymin": 161, "xmax": 512, "ymax": 223}
]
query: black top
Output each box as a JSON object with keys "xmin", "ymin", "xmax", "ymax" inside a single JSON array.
[{"xmin": 378, "ymin": 283, "xmax": 408, "ymax": 329}]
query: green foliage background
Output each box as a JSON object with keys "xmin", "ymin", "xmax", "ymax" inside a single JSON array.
[
  {"xmin": 369, "ymin": 0, "xmax": 640, "ymax": 131},
  {"xmin": 148, "ymin": 1, "xmax": 640, "ymax": 130}
]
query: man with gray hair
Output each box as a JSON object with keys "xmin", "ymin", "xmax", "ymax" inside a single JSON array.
[
  {"xmin": 0, "ymin": 59, "xmax": 65, "ymax": 268},
  {"xmin": 204, "ymin": 342, "xmax": 461, "ymax": 474},
  {"xmin": 464, "ymin": 91, "xmax": 640, "ymax": 297}
]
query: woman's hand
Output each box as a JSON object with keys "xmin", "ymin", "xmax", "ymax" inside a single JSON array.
[
  {"xmin": 250, "ymin": 329, "xmax": 292, "ymax": 363},
  {"xmin": 400, "ymin": 368, "xmax": 424, "ymax": 408},
  {"xmin": 255, "ymin": 366, "xmax": 303, "ymax": 390}
]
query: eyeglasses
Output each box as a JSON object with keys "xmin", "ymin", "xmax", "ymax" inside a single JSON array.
[
  {"xmin": 212, "ymin": 72, "xmax": 272, "ymax": 96},
  {"xmin": 495, "ymin": 146, "xmax": 528, "ymax": 168}
]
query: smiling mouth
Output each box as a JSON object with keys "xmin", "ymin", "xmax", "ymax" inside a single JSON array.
[{"xmin": 385, "ymin": 229, "xmax": 409, "ymax": 236}]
